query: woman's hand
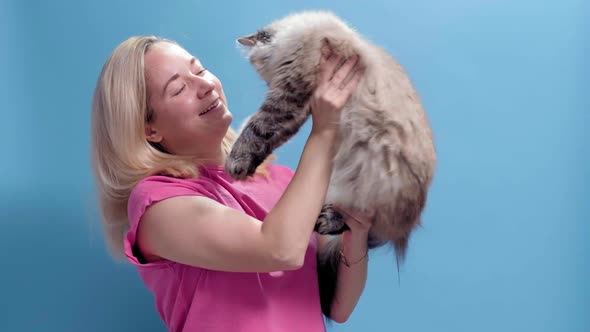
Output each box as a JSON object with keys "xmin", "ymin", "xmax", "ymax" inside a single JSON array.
[
  {"xmin": 335, "ymin": 206, "xmax": 374, "ymax": 236},
  {"xmin": 310, "ymin": 51, "xmax": 363, "ymax": 137}
]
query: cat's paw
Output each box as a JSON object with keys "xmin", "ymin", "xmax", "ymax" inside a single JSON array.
[
  {"xmin": 314, "ymin": 204, "xmax": 348, "ymax": 235},
  {"xmin": 225, "ymin": 153, "xmax": 259, "ymax": 180}
]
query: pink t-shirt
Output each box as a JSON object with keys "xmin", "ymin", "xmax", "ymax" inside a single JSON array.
[{"xmin": 124, "ymin": 164, "xmax": 326, "ymax": 332}]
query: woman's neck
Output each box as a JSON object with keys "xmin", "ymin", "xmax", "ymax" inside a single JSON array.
[{"xmin": 193, "ymin": 145, "xmax": 226, "ymax": 167}]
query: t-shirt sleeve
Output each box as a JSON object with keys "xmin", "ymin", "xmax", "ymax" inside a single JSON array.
[{"xmin": 124, "ymin": 176, "xmax": 214, "ymax": 267}]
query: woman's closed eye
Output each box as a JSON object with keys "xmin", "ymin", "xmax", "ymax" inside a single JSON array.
[
  {"xmin": 174, "ymin": 84, "xmax": 186, "ymax": 96},
  {"xmin": 172, "ymin": 68, "xmax": 208, "ymax": 97}
]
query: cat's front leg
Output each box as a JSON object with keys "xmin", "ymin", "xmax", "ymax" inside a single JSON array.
[
  {"xmin": 225, "ymin": 114, "xmax": 276, "ymax": 179},
  {"xmin": 226, "ymin": 90, "xmax": 312, "ymax": 179}
]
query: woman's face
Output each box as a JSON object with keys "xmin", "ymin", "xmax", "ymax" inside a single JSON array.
[{"xmin": 144, "ymin": 42, "xmax": 232, "ymax": 157}]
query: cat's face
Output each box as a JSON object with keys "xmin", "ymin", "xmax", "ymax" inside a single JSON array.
[{"xmin": 237, "ymin": 28, "xmax": 276, "ymax": 82}]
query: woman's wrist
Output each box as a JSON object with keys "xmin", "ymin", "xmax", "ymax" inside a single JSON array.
[
  {"xmin": 341, "ymin": 230, "xmax": 369, "ymax": 264},
  {"xmin": 310, "ymin": 125, "xmax": 338, "ymax": 141},
  {"xmin": 308, "ymin": 127, "xmax": 339, "ymax": 156}
]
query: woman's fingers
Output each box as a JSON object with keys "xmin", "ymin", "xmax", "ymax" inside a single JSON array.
[
  {"xmin": 341, "ymin": 67, "xmax": 364, "ymax": 93},
  {"xmin": 330, "ymin": 54, "xmax": 359, "ymax": 87},
  {"xmin": 330, "ymin": 66, "xmax": 363, "ymax": 107},
  {"xmin": 317, "ymin": 53, "xmax": 332, "ymax": 84},
  {"xmin": 334, "ymin": 204, "xmax": 373, "ymax": 228},
  {"xmin": 318, "ymin": 53, "xmax": 341, "ymax": 85}
]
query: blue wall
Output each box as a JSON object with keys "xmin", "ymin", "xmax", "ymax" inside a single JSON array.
[{"xmin": 1, "ymin": 0, "xmax": 587, "ymax": 331}]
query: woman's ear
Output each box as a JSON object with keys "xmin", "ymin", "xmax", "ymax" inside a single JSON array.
[{"xmin": 145, "ymin": 123, "xmax": 163, "ymax": 143}]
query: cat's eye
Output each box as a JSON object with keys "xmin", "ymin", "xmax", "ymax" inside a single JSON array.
[{"xmin": 256, "ymin": 30, "xmax": 272, "ymax": 43}]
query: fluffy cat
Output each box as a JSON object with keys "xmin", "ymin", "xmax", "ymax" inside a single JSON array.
[{"xmin": 226, "ymin": 10, "xmax": 437, "ymax": 318}]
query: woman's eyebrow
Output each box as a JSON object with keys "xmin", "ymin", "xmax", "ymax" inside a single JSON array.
[
  {"xmin": 161, "ymin": 73, "xmax": 180, "ymax": 97},
  {"xmin": 161, "ymin": 57, "xmax": 200, "ymax": 97}
]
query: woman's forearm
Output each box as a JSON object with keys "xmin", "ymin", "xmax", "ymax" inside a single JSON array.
[
  {"xmin": 330, "ymin": 231, "xmax": 369, "ymax": 322},
  {"xmin": 262, "ymin": 131, "xmax": 337, "ymax": 267}
]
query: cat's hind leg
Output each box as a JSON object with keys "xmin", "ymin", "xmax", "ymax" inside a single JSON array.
[{"xmin": 314, "ymin": 204, "xmax": 349, "ymax": 235}]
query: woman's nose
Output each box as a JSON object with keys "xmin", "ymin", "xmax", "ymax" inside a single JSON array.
[{"xmin": 194, "ymin": 76, "xmax": 215, "ymax": 99}]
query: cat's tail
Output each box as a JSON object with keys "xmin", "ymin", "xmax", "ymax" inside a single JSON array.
[
  {"xmin": 317, "ymin": 234, "xmax": 343, "ymax": 320},
  {"xmin": 387, "ymin": 152, "xmax": 429, "ymax": 272}
]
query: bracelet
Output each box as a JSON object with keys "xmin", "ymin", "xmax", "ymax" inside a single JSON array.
[{"xmin": 339, "ymin": 248, "xmax": 369, "ymax": 267}]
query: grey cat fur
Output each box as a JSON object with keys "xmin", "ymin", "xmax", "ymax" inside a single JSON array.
[{"xmin": 226, "ymin": 10, "xmax": 437, "ymax": 319}]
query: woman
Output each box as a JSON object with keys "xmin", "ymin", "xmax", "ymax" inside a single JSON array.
[{"xmin": 91, "ymin": 35, "xmax": 369, "ymax": 332}]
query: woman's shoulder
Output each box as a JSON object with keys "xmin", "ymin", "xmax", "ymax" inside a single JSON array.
[
  {"xmin": 268, "ymin": 163, "xmax": 295, "ymax": 179},
  {"xmin": 132, "ymin": 174, "xmax": 197, "ymax": 195},
  {"xmin": 129, "ymin": 174, "xmax": 215, "ymax": 208},
  {"xmin": 263, "ymin": 163, "xmax": 295, "ymax": 191},
  {"xmin": 127, "ymin": 174, "xmax": 219, "ymax": 227},
  {"xmin": 129, "ymin": 164, "xmax": 295, "ymax": 198}
]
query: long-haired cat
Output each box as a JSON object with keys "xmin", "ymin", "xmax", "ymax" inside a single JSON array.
[{"xmin": 226, "ymin": 11, "xmax": 437, "ymax": 318}]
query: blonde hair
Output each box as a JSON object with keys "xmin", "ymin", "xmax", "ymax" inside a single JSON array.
[{"xmin": 91, "ymin": 36, "xmax": 271, "ymax": 259}]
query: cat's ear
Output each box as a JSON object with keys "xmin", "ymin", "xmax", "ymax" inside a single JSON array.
[{"xmin": 237, "ymin": 34, "xmax": 256, "ymax": 47}]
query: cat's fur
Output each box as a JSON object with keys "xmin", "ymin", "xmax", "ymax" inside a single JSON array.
[{"xmin": 226, "ymin": 11, "xmax": 437, "ymax": 318}]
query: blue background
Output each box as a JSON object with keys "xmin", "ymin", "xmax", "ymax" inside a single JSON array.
[{"xmin": 1, "ymin": 0, "xmax": 588, "ymax": 331}]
